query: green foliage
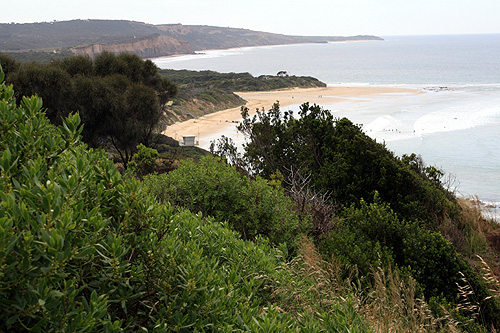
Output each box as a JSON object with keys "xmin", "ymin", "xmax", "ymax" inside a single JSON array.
[
  {"xmin": 238, "ymin": 102, "xmax": 454, "ymax": 228},
  {"xmin": 161, "ymin": 69, "xmax": 326, "ymax": 92},
  {"xmin": 129, "ymin": 144, "xmax": 159, "ymax": 178},
  {"xmin": 143, "ymin": 156, "xmax": 309, "ymax": 253},
  {"xmin": 235, "ymin": 101, "xmax": 500, "ymax": 329},
  {"xmin": 0, "ymin": 74, "xmax": 369, "ymax": 331},
  {"xmin": 320, "ymin": 199, "xmax": 458, "ymax": 296},
  {"xmin": 0, "ymin": 75, "xmax": 172, "ymax": 330},
  {"xmin": 3, "ymin": 52, "xmax": 177, "ymax": 168}
]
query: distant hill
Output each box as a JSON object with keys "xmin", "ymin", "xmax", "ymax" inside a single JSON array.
[
  {"xmin": 155, "ymin": 24, "xmax": 382, "ymax": 51},
  {"xmin": 0, "ymin": 20, "xmax": 161, "ymax": 51},
  {"xmin": 0, "ymin": 19, "xmax": 383, "ymax": 61}
]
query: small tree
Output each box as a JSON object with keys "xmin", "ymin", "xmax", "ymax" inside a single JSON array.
[
  {"xmin": 107, "ymin": 83, "xmax": 164, "ymax": 168},
  {"xmin": 277, "ymin": 70, "xmax": 289, "ymax": 77},
  {"xmin": 129, "ymin": 144, "xmax": 159, "ymax": 178}
]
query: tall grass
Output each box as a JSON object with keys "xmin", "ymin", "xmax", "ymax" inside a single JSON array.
[
  {"xmin": 477, "ymin": 255, "xmax": 500, "ymax": 301},
  {"xmin": 280, "ymin": 238, "xmax": 464, "ymax": 332}
]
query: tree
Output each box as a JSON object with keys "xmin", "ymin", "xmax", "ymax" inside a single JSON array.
[
  {"xmin": 106, "ymin": 83, "xmax": 164, "ymax": 168},
  {"xmin": 8, "ymin": 62, "xmax": 72, "ymax": 123},
  {"xmin": 237, "ymin": 102, "xmax": 453, "ymax": 225},
  {"xmin": 3, "ymin": 53, "xmax": 177, "ymax": 166},
  {"xmin": 0, "ymin": 54, "xmax": 20, "ymax": 77}
]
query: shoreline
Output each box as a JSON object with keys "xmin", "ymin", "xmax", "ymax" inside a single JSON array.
[
  {"xmin": 152, "ymin": 39, "xmax": 382, "ymax": 61},
  {"xmin": 163, "ymin": 86, "xmax": 425, "ymax": 147}
]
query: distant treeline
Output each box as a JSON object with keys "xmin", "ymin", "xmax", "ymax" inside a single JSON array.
[
  {"xmin": 161, "ymin": 69, "xmax": 326, "ymax": 92},
  {"xmin": 160, "ymin": 69, "xmax": 326, "ymax": 122},
  {"xmin": 0, "ymin": 49, "xmax": 75, "ymax": 64}
]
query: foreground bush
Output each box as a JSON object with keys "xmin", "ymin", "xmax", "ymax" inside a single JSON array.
[
  {"xmin": 0, "ymin": 71, "xmax": 172, "ymax": 330},
  {"xmin": 0, "ymin": 70, "xmax": 369, "ymax": 331},
  {"xmin": 143, "ymin": 156, "xmax": 309, "ymax": 253}
]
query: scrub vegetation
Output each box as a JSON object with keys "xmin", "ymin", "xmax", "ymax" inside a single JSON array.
[
  {"xmin": 1, "ymin": 61, "xmax": 500, "ymax": 332},
  {"xmin": 159, "ymin": 69, "xmax": 326, "ymax": 123}
]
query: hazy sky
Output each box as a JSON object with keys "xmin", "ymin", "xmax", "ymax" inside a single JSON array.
[{"xmin": 1, "ymin": 0, "xmax": 499, "ymax": 36}]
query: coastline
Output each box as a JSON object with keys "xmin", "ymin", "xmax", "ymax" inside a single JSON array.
[
  {"xmin": 163, "ymin": 86, "xmax": 424, "ymax": 148},
  {"xmin": 152, "ymin": 39, "xmax": 383, "ymax": 61}
]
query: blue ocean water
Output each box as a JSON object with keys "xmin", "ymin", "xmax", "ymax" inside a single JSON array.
[{"xmin": 153, "ymin": 34, "xmax": 500, "ymax": 209}]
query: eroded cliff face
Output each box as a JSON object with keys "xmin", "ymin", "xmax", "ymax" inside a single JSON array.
[{"xmin": 71, "ymin": 34, "xmax": 194, "ymax": 59}]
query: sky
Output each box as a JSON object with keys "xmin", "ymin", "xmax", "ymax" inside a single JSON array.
[{"xmin": 1, "ymin": 0, "xmax": 499, "ymax": 36}]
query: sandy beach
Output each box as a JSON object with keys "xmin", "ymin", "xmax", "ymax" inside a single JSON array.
[{"xmin": 163, "ymin": 86, "xmax": 424, "ymax": 148}]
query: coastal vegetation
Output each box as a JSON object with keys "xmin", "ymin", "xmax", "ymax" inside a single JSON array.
[
  {"xmin": 211, "ymin": 102, "xmax": 500, "ymax": 330},
  {"xmin": 0, "ymin": 73, "xmax": 369, "ymax": 331},
  {"xmin": 160, "ymin": 69, "xmax": 326, "ymax": 122},
  {"xmin": 1, "ymin": 56, "xmax": 500, "ymax": 331},
  {"xmin": 0, "ymin": 52, "xmax": 177, "ymax": 168}
]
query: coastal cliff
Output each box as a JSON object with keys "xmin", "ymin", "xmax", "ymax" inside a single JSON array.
[
  {"xmin": 0, "ymin": 20, "xmax": 383, "ymax": 62},
  {"xmin": 71, "ymin": 34, "xmax": 194, "ymax": 59},
  {"xmin": 156, "ymin": 24, "xmax": 383, "ymax": 51}
]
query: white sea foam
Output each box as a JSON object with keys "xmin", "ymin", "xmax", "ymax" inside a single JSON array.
[
  {"xmin": 414, "ymin": 102, "xmax": 500, "ymax": 136},
  {"xmin": 154, "ymin": 49, "xmax": 245, "ymax": 65}
]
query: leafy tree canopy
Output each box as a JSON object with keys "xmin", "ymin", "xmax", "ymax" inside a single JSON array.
[
  {"xmin": 0, "ymin": 52, "xmax": 177, "ymax": 168},
  {"xmin": 236, "ymin": 102, "xmax": 455, "ymax": 227}
]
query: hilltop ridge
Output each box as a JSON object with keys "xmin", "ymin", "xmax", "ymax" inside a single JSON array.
[
  {"xmin": 0, "ymin": 19, "xmax": 382, "ymax": 61},
  {"xmin": 155, "ymin": 23, "xmax": 382, "ymax": 51}
]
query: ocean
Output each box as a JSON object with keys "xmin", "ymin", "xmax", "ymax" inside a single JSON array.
[{"xmin": 153, "ymin": 34, "xmax": 500, "ymax": 214}]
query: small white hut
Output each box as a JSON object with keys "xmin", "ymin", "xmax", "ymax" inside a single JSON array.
[{"xmin": 180, "ymin": 135, "xmax": 198, "ymax": 146}]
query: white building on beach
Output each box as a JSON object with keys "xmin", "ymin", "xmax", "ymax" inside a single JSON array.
[{"xmin": 180, "ymin": 135, "xmax": 198, "ymax": 146}]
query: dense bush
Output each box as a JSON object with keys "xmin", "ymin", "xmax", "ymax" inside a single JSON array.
[
  {"xmin": 321, "ymin": 198, "xmax": 500, "ymax": 328},
  {"xmin": 231, "ymin": 101, "xmax": 500, "ymax": 329},
  {"xmin": 0, "ymin": 71, "xmax": 369, "ymax": 331},
  {"xmin": 320, "ymin": 198, "xmax": 463, "ymax": 298},
  {"xmin": 143, "ymin": 156, "xmax": 310, "ymax": 253},
  {"xmin": 0, "ymin": 72, "xmax": 172, "ymax": 330},
  {"xmin": 129, "ymin": 144, "xmax": 159, "ymax": 178},
  {"xmin": 0, "ymin": 53, "xmax": 177, "ymax": 168}
]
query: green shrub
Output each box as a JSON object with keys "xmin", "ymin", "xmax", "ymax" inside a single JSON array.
[
  {"xmin": 143, "ymin": 156, "xmax": 310, "ymax": 254},
  {"xmin": 128, "ymin": 143, "xmax": 159, "ymax": 178},
  {"xmin": 157, "ymin": 210, "xmax": 368, "ymax": 331},
  {"xmin": 0, "ymin": 72, "xmax": 180, "ymax": 330},
  {"xmin": 319, "ymin": 197, "xmax": 500, "ymax": 328},
  {"xmin": 0, "ymin": 71, "xmax": 368, "ymax": 331}
]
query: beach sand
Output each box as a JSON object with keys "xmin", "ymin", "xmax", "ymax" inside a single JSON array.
[{"xmin": 163, "ymin": 86, "xmax": 424, "ymax": 148}]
